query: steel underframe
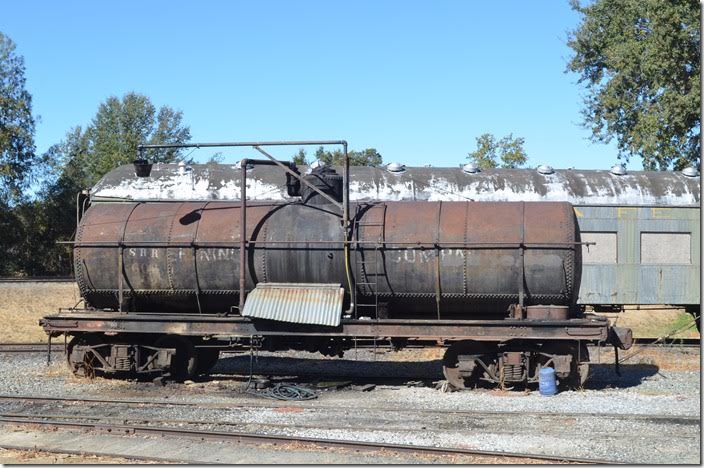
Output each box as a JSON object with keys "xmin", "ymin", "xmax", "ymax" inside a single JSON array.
[{"xmin": 41, "ymin": 311, "xmax": 609, "ymax": 342}]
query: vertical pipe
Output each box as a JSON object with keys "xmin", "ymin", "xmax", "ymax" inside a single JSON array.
[
  {"xmin": 342, "ymin": 142, "xmax": 355, "ymax": 317},
  {"xmin": 518, "ymin": 202, "xmax": 525, "ymax": 310},
  {"xmin": 238, "ymin": 159, "xmax": 248, "ymax": 313},
  {"xmin": 343, "ymin": 141, "xmax": 349, "ymax": 232}
]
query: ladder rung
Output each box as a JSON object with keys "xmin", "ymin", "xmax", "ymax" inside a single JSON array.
[
  {"xmin": 356, "ymin": 282, "xmax": 376, "ymax": 285},
  {"xmin": 357, "ymin": 223, "xmax": 384, "ymax": 227},
  {"xmin": 356, "ymin": 304, "xmax": 378, "ymax": 307}
]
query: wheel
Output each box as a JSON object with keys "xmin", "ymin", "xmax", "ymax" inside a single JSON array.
[
  {"xmin": 66, "ymin": 335, "xmax": 101, "ymax": 378},
  {"xmin": 442, "ymin": 341, "xmax": 495, "ymax": 390},
  {"xmin": 195, "ymin": 348, "xmax": 220, "ymax": 376},
  {"xmin": 154, "ymin": 335, "xmax": 198, "ymax": 382}
]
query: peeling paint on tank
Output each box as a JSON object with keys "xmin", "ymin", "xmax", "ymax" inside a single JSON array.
[{"xmin": 91, "ymin": 164, "xmax": 700, "ymax": 206}]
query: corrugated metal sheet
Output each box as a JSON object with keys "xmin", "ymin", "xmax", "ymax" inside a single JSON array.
[{"xmin": 241, "ymin": 283, "xmax": 344, "ymax": 326}]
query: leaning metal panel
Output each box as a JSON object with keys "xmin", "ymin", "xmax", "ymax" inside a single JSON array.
[{"xmin": 242, "ymin": 283, "xmax": 345, "ymax": 327}]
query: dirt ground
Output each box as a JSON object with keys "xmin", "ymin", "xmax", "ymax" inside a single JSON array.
[
  {"xmin": 0, "ymin": 446, "xmax": 161, "ymax": 464},
  {"xmin": 0, "ymin": 283, "xmax": 79, "ymax": 342}
]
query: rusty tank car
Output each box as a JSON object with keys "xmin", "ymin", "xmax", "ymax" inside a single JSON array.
[{"xmin": 41, "ymin": 140, "xmax": 633, "ymax": 390}]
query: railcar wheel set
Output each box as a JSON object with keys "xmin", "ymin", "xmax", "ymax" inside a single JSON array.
[{"xmin": 41, "ymin": 140, "xmax": 633, "ymax": 390}]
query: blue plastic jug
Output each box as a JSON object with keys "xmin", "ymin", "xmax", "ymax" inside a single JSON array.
[{"xmin": 539, "ymin": 367, "xmax": 557, "ymax": 396}]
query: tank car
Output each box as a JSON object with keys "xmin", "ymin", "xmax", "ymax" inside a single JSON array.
[{"xmin": 41, "ymin": 141, "xmax": 633, "ymax": 389}]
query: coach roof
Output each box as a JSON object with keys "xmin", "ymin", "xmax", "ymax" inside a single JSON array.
[{"xmin": 91, "ymin": 163, "xmax": 700, "ymax": 206}]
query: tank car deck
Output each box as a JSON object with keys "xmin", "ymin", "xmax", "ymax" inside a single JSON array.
[{"xmin": 41, "ymin": 310, "xmax": 612, "ymax": 341}]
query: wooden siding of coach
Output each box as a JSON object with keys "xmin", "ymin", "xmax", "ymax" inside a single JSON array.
[{"xmin": 575, "ymin": 205, "xmax": 700, "ymax": 307}]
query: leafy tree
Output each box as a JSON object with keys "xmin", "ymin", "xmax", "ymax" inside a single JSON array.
[
  {"xmin": 0, "ymin": 32, "xmax": 38, "ymax": 205},
  {"xmin": 17, "ymin": 93, "xmax": 192, "ymax": 275},
  {"xmin": 292, "ymin": 148, "xmax": 307, "ymax": 165},
  {"xmin": 567, "ymin": 0, "xmax": 700, "ymax": 170},
  {"xmin": 66, "ymin": 93, "xmax": 191, "ymax": 186},
  {"xmin": 467, "ymin": 133, "xmax": 528, "ymax": 169},
  {"xmin": 293, "ymin": 147, "xmax": 383, "ymax": 166}
]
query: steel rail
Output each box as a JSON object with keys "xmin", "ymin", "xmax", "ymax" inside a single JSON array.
[
  {"xmin": 0, "ymin": 343, "xmax": 65, "ymax": 353},
  {"xmin": 0, "ymin": 414, "xmax": 619, "ymax": 464},
  {"xmin": 0, "ymin": 276, "xmax": 75, "ymax": 283},
  {"xmin": 0, "ymin": 395, "xmax": 696, "ymax": 423},
  {"xmin": 2, "ymin": 411, "xmax": 696, "ymax": 445}
]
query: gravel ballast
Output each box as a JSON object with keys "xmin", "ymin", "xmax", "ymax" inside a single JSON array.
[{"xmin": 0, "ymin": 346, "xmax": 699, "ymax": 464}]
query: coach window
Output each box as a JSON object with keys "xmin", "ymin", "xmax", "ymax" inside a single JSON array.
[
  {"xmin": 581, "ymin": 232, "xmax": 617, "ymax": 264},
  {"xmin": 640, "ymin": 232, "xmax": 691, "ymax": 264}
]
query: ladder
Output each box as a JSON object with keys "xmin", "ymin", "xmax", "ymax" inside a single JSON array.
[{"xmin": 353, "ymin": 203, "xmax": 386, "ymax": 319}]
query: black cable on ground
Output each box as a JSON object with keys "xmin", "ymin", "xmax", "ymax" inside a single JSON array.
[{"xmin": 246, "ymin": 382, "xmax": 318, "ymax": 401}]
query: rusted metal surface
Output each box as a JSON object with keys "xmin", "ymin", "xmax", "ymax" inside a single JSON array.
[
  {"xmin": 525, "ymin": 305, "xmax": 570, "ymax": 320},
  {"xmin": 40, "ymin": 311, "xmax": 611, "ymax": 342},
  {"xmin": 91, "ymin": 164, "xmax": 700, "ymax": 206},
  {"xmin": 242, "ymin": 283, "xmax": 345, "ymax": 326},
  {"xmin": 74, "ymin": 200, "xmax": 580, "ymax": 318}
]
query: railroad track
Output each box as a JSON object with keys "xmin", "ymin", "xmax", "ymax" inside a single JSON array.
[
  {"xmin": 0, "ymin": 394, "xmax": 696, "ymax": 425},
  {"xmin": 0, "ymin": 412, "xmax": 618, "ymax": 464},
  {"xmin": 0, "ymin": 276, "xmax": 74, "ymax": 283},
  {"xmin": 0, "ymin": 343, "xmax": 65, "ymax": 353}
]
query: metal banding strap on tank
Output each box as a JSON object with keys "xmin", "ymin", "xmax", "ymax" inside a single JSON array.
[
  {"xmin": 435, "ymin": 201, "xmax": 442, "ymax": 319},
  {"xmin": 191, "ymin": 201, "xmax": 208, "ymax": 315},
  {"xmin": 462, "ymin": 202, "xmax": 469, "ymax": 295},
  {"xmin": 118, "ymin": 203, "xmax": 140, "ymax": 313}
]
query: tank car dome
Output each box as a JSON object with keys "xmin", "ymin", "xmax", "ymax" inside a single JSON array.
[
  {"xmin": 462, "ymin": 162, "xmax": 480, "ymax": 174},
  {"xmin": 386, "ymin": 162, "xmax": 406, "ymax": 173},
  {"xmin": 536, "ymin": 164, "xmax": 554, "ymax": 175},
  {"xmin": 682, "ymin": 166, "xmax": 700, "ymax": 177},
  {"xmin": 610, "ymin": 164, "xmax": 627, "ymax": 175}
]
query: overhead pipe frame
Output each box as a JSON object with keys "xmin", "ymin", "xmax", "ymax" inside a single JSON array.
[{"xmin": 137, "ymin": 140, "xmax": 350, "ymax": 315}]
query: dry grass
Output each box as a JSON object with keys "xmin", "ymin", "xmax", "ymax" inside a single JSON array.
[
  {"xmin": 0, "ymin": 281, "xmax": 699, "ymax": 346},
  {"xmin": 598, "ymin": 345, "xmax": 700, "ymax": 372},
  {"xmin": 599, "ymin": 307, "xmax": 700, "ymax": 339},
  {"xmin": 0, "ymin": 283, "xmax": 79, "ymax": 342}
]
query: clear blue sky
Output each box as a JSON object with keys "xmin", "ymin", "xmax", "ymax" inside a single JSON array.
[{"xmin": 3, "ymin": 1, "xmax": 635, "ymax": 169}]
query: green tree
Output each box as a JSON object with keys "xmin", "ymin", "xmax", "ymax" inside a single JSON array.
[
  {"xmin": 292, "ymin": 147, "xmax": 383, "ymax": 166},
  {"xmin": 567, "ymin": 0, "xmax": 700, "ymax": 170},
  {"xmin": 467, "ymin": 133, "xmax": 528, "ymax": 169},
  {"xmin": 292, "ymin": 148, "xmax": 307, "ymax": 165},
  {"xmin": 69, "ymin": 93, "xmax": 191, "ymax": 186},
  {"xmin": 17, "ymin": 93, "xmax": 192, "ymax": 276},
  {"xmin": 0, "ymin": 32, "xmax": 37, "ymax": 205}
]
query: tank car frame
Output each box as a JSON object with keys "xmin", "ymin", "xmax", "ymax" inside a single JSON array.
[{"xmin": 41, "ymin": 140, "xmax": 633, "ymax": 390}]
